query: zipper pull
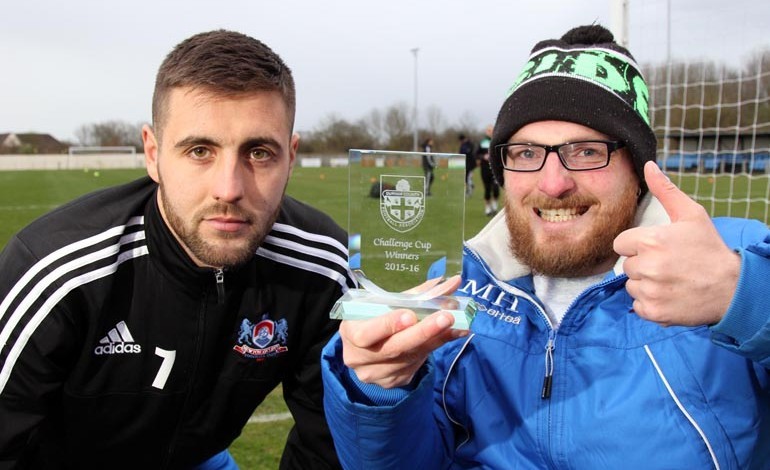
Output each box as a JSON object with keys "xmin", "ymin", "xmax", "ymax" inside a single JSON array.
[
  {"xmin": 541, "ymin": 331, "xmax": 556, "ymax": 399},
  {"xmin": 215, "ymin": 268, "xmax": 225, "ymax": 304}
]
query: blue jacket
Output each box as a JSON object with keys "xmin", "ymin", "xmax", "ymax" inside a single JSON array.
[{"xmin": 322, "ymin": 196, "xmax": 770, "ymax": 469}]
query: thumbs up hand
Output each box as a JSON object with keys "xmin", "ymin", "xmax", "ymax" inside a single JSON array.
[{"xmin": 613, "ymin": 161, "xmax": 741, "ymax": 327}]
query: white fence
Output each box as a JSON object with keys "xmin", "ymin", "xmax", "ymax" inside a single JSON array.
[
  {"xmin": 0, "ymin": 153, "xmax": 348, "ymax": 171},
  {"xmin": 0, "ymin": 153, "xmax": 145, "ymax": 170}
]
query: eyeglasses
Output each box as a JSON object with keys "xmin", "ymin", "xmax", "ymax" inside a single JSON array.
[{"xmin": 497, "ymin": 140, "xmax": 626, "ymax": 172}]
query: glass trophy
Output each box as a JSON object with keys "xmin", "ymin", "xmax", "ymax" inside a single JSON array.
[{"xmin": 330, "ymin": 149, "xmax": 476, "ymax": 329}]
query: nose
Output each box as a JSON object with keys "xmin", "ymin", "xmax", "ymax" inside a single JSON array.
[
  {"xmin": 211, "ymin": 153, "xmax": 245, "ymax": 203},
  {"xmin": 536, "ymin": 150, "xmax": 576, "ymax": 198}
]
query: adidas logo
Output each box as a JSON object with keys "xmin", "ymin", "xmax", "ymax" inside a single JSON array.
[{"xmin": 94, "ymin": 320, "xmax": 142, "ymax": 355}]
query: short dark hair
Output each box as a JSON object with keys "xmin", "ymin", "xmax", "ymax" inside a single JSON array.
[{"xmin": 151, "ymin": 29, "xmax": 296, "ymax": 137}]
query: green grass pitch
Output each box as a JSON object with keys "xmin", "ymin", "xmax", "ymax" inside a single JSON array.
[
  {"xmin": 0, "ymin": 166, "xmax": 766, "ymax": 467},
  {"xmin": 0, "ymin": 166, "xmax": 492, "ymax": 468}
]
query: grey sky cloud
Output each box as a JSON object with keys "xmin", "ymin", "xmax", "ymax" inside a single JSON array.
[{"xmin": 1, "ymin": 0, "xmax": 767, "ymax": 143}]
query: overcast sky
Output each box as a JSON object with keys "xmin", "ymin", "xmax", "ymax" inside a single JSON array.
[{"xmin": 1, "ymin": 0, "xmax": 767, "ymax": 144}]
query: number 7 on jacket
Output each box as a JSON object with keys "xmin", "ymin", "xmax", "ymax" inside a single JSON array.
[{"xmin": 153, "ymin": 347, "xmax": 176, "ymax": 389}]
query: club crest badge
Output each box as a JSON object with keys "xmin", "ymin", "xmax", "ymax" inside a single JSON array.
[
  {"xmin": 379, "ymin": 175, "xmax": 426, "ymax": 233},
  {"xmin": 233, "ymin": 314, "xmax": 289, "ymax": 360}
]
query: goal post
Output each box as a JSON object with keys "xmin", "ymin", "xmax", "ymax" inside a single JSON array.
[{"xmin": 67, "ymin": 146, "xmax": 143, "ymax": 170}]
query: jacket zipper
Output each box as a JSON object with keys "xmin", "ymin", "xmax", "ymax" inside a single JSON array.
[
  {"xmin": 465, "ymin": 245, "xmax": 623, "ymax": 401},
  {"xmin": 163, "ymin": 290, "xmax": 208, "ymax": 468},
  {"xmin": 537, "ymin": 275, "xmax": 625, "ymax": 400},
  {"xmin": 463, "ymin": 246, "xmax": 560, "ymax": 399},
  {"xmin": 215, "ymin": 268, "xmax": 225, "ymax": 304},
  {"xmin": 541, "ymin": 330, "xmax": 556, "ymax": 399}
]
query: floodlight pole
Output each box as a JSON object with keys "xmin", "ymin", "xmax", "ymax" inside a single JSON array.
[
  {"xmin": 411, "ymin": 47, "xmax": 419, "ymax": 151},
  {"xmin": 663, "ymin": 0, "xmax": 672, "ymax": 161},
  {"xmin": 609, "ymin": 0, "xmax": 629, "ymax": 47}
]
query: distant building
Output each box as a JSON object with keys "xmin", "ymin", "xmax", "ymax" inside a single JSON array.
[{"xmin": 0, "ymin": 132, "xmax": 68, "ymax": 154}]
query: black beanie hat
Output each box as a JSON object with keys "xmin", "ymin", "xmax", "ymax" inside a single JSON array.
[{"xmin": 490, "ymin": 24, "xmax": 657, "ymax": 194}]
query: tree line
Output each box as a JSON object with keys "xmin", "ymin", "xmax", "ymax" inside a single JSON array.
[
  {"xmin": 72, "ymin": 102, "xmax": 486, "ymax": 156},
  {"xmin": 644, "ymin": 49, "xmax": 770, "ymax": 135},
  {"xmin": 72, "ymin": 48, "xmax": 769, "ymax": 155}
]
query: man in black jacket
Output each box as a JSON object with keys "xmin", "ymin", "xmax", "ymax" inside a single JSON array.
[
  {"xmin": 458, "ymin": 133, "xmax": 476, "ymax": 197},
  {"xmin": 0, "ymin": 30, "xmax": 353, "ymax": 469}
]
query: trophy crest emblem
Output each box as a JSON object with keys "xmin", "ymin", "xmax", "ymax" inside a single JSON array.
[{"xmin": 379, "ymin": 175, "xmax": 425, "ymax": 233}]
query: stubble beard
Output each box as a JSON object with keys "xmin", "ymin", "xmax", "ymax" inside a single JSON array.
[
  {"xmin": 505, "ymin": 185, "xmax": 638, "ymax": 277},
  {"xmin": 160, "ymin": 186, "xmax": 282, "ymax": 269}
]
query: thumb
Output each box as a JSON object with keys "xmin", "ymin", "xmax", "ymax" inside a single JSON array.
[{"xmin": 644, "ymin": 161, "xmax": 699, "ymax": 222}]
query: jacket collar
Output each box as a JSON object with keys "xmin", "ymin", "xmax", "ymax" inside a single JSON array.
[
  {"xmin": 144, "ymin": 189, "xmax": 232, "ymax": 291},
  {"xmin": 464, "ymin": 193, "xmax": 670, "ymax": 282}
]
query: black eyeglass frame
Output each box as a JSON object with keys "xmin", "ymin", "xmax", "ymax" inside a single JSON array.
[{"xmin": 496, "ymin": 140, "xmax": 626, "ymax": 172}]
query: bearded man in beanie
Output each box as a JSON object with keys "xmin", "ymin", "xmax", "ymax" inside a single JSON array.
[{"xmin": 321, "ymin": 24, "xmax": 770, "ymax": 469}]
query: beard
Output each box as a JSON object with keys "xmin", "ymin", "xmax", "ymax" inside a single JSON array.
[
  {"xmin": 159, "ymin": 185, "xmax": 282, "ymax": 269},
  {"xmin": 505, "ymin": 185, "xmax": 638, "ymax": 277}
]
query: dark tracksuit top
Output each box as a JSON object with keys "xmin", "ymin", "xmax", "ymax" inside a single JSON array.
[{"xmin": 0, "ymin": 176, "xmax": 354, "ymax": 469}]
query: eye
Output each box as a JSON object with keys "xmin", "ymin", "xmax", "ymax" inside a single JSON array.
[
  {"xmin": 188, "ymin": 146, "xmax": 211, "ymax": 160},
  {"xmin": 569, "ymin": 143, "xmax": 604, "ymax": 159},
  {"xmin": 249, "ymin": 148, "xmax": 272, "ymax": 162},
  {"xmin": 512, "ymin": 147, "xmax": 538, "ymax": 160}
]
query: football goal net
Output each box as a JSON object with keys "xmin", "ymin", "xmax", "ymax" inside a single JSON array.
[
  {"xmin": 645, "ymin": 55, "xmax": 770, "ymax": 224},
  {"xmin": 621, "ymin": 0, "xmax": 770, "ymax": 224}
]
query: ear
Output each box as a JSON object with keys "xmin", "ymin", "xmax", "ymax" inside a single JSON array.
[
  {"xmin": 288, "ymin": 132, "xmax": 299, "ymax": 172},
  {"xmin": 142, "ymin": 124, "xmax": 160, "ymax": 183}
]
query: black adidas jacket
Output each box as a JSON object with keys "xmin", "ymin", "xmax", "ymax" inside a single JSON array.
[{"xmin": 0, "ymin": 176, "xmax": 353, "ymax": 469}]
